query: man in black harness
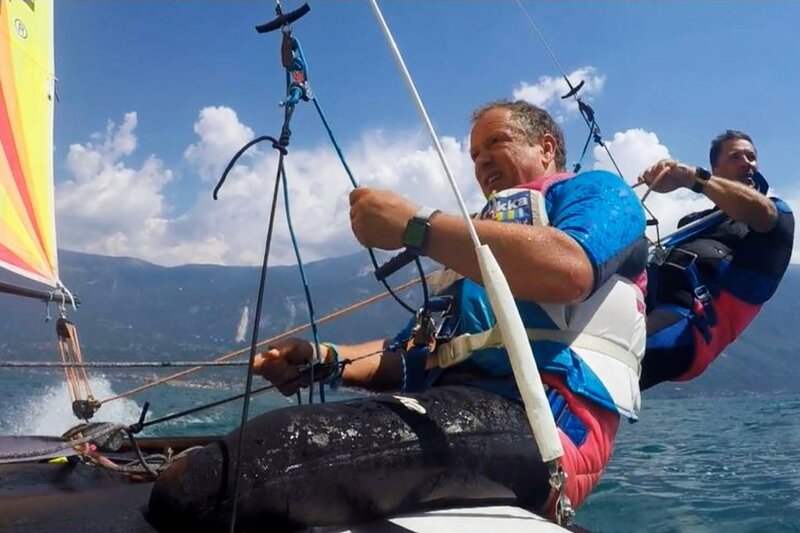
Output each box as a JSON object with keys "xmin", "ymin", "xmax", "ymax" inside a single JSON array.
[{"xmin": 638, "ymin": 130, "xmax": 794, "ymax": 390}]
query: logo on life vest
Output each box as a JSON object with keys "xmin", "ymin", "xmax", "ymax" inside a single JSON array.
[{"xmin": 481, "ymin": 190, "xmax": 534, "ymax": 224}]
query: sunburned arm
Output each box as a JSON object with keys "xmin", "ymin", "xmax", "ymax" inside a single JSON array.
[
  {"xmin": 325, "ymin": 339, "xmax": 404, "ymax": 392},
  {"xmin": 424, "ymin": 214, "xmax": 594, "ymax": 304},
  {"xmin": 702, "ymin": 176, "xmax": 778, "ymax": 233}
]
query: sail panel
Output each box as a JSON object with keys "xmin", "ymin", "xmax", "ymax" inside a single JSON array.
[
  {"xmin": 0, "ymin": 73, "xmax": 48, "ymax": 265},
  {"xmin": 0, "ymin": 0, "xmax": 58, "ymax": 288},
  {"xmin": 0, "ymin": 179, "xmax": 52, "ymax": 280},
  {"xmin": 0, "ymin": 240, "xmax": 54, "ymax": 287}
]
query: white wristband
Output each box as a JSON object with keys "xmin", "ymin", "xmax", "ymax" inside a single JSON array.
[{"xmin": 309, "ymin": 341, "xmax": 329, "ymax": 364}]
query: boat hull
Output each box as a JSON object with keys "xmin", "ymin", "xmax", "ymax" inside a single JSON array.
[{"xmin": 0, "ymin": 436, "xmax": 581, "ymax": 532}]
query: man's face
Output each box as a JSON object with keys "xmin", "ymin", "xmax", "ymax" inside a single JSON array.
[
  {"xmin": 712, "ymin": 138, "xmax": 758, "ymax": 183},
  {"xmin": 469, "ymin": 108, "xmax": 552, "ymax": 198}
]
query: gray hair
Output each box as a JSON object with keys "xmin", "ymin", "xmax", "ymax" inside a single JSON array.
[{"xmin": 472, "ymin": 100, "xmax": 567, "ymax": 171}]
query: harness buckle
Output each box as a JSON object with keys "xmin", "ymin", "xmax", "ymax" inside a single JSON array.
[
  {"xmin": 648, "ymin": 245, "xmax": 669, "ymax": 266},
  {"xmin": 694, "ymin": 284, "xmax": 712, "ymax": 305},
  {"xmin": 406, "ymin": 296, "xmax": 457, "ymax": 354},
  {"xmin": 408, "ymin": 309, "xmax": 437, "ymax": 351}
]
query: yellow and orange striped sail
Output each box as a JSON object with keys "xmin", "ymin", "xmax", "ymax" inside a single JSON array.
[{"xmin": 0, "ymin": 0, "xmax": 59, "ymax": 288}]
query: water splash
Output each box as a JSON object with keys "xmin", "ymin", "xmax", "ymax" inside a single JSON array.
[{"xmin": 4, "ymin": 375, "xmax": 143, "ymax": 436}]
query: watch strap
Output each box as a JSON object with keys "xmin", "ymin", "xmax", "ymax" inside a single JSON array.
[
  {"xmin": 414, "ymin": 206, "xmax": 440, "ymax": 222},
  {"xmin": 402, "ymin": 206, "xmax": 441, "ymax": 256},
  {"xmin": 692, "ymin": 166, "xmax": 711, "ymax": 193}
]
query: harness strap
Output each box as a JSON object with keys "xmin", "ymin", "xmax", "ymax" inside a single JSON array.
[
  {"xmin": 661, "ymin": 246, "xmax": 717, "ymax": 342},
  {"xmin": 427, "ymin": 326, "xmax": 641, "ymax": 374}
]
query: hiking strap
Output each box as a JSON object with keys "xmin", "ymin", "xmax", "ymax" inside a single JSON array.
[{"xmin": 426, "ymin": 326, "xmax": 641, "ymax": 374}]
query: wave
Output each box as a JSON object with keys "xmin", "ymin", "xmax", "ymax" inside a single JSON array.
[{"xmin": 2, "ymin": 375, "xmax": 143, "ymax": 436}]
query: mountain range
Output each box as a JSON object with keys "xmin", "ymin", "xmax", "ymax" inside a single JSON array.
[{"xmin": 1, "ymin": 250, "xmax": 798, "ymax": 398}]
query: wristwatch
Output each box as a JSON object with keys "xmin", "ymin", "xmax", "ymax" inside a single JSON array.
[
  {"xmin": 402, "ymin": 206, "xmax": 441, "ymax": 256},
  {"xmin": 691, "ymin": 166, "xmax": 712, "ymax": 193}
]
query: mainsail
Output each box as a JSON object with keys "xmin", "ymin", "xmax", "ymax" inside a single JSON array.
[{"xmin": 0, "ymin": 0, "xmax": 59, "ymax": 291}]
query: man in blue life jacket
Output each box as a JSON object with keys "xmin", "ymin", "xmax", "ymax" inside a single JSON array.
[
  {"xmin": 149, "ymin": 100, "xmax": 647, "ymax": 531},
  {"xmin": 638, "ymin": 130, "xmax": 794, "ymax": 390}
]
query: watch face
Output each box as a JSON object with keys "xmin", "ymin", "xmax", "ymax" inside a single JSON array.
[{"xmin": 404, "ymin": 220, "xmax": 427, "ymax": 248}]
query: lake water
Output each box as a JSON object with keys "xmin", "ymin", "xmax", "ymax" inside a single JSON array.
[{"xmin": 1, "ymin": 369, "xmax": 798, "ymax": 532}]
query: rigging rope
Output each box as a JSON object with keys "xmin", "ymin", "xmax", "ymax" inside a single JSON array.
[
  {"xmin": 0, "ymin": 361, "xmax": 251, "ymax": 368},
  {"xmin": 225, "ymin": 134, "xmax": 284, "ymax": 533},
  {"xmin": 131, "ymin": 346, "xmax": 385, "ymax": 434},
  {"xmin": 55, "ymin": 317, "xmax": 99, "ymax": 420},
  {"xmin": 279, "ymin": 164, "xmax": 326, "ymax": 403},
  {"xmin": 513, "ymin": 0, "xmax": 662, "ymax": 249},
  {"xmin": 96, "ymin": 276, "xmax": 423, "ymax": 406},
  {"xmin": 210, "ymin": 7, "xmax": 432, "ymax": 521},
  {"xmin": 292, "ymin": 33, "xmax": 428, "ymax": 315},
  {"xmin": 0, "ymin": 420, "xmax": 202, "ymax": 480}
]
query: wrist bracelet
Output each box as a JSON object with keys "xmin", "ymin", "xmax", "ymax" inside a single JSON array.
[{"xmin": 321, "ymin": 342, "xmax": 343, "ymax": 389}]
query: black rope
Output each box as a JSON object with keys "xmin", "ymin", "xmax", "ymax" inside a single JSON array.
[
  {"xmin": 218, "ymin": 4, "xmax": 434, "ymax": 528},
  {"xmin": 125, "ymin": 428, "xmax": 160, "ymax": 477},
  {"xmin": 226, "ymin": 144, "xmax": 285, "ymax": 532},
  {"xmin": 572, "ymin": 118, "xmax": 596, "ymax": 174},
  {"xmin": 131, "ymin": 349, "xmax": 383, "ymax": 433},
  {"xmin": 132, "ymin": 381, "xmax": 279, "ymax": 432},
  {"xmin": 415, "ymin": 256, "xmax": 430, "ymax": 310},
  {"xmin": 213, "ymin": 135, "xmax": 277, "ymax": 200},
  {"xmin": 129, "ymin": 345, "xmax": 389, "ymax": 434}
]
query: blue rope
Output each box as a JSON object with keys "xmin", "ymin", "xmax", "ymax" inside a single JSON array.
[
  {"xmin": 272, "ymin": 33, "xmax": 429, "ymax": 401},
  {"xmin": 312, "ymin": 97, "xmax": 358, "ymax": 189},
  {"xmin": 280, "ymin": 166, "xmax": 325, "ymax": 403},
  {"xmin": 308, "ymin": 91, "xmax": 423, "ymax": 314}
]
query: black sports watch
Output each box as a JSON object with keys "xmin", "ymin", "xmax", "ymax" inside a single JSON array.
[
  {"xmin": 402, "ymin": 206, "xmax": 441, "ymax": 256},
  {"xmin": 691, "ymin": 166, "xmax": 712, "ymax": 193}
]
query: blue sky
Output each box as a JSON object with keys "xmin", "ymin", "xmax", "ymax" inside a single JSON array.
[{"xmin": 50, "ymin": 1, "xmax": 800, "ymax": 266}]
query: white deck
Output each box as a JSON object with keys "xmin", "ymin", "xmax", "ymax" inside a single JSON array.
[{"xmin": 322, "ymin": 505, "xmax": 571, "ymax": 532}]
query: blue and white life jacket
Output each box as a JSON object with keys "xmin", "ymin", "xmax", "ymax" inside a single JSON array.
[{"xmin": 400, "ymin": 171, "xmax": 648, "ymax": 420}]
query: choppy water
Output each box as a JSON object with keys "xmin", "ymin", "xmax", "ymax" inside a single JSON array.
[
  {"xmin": 1, "ymin": 369, "xmax": 798, "ymax": 532},
  {"xmin": 581, "ymin": 394, "xmax": 800, "ymax": 533}
]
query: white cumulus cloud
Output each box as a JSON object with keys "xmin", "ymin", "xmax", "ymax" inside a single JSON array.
[
  {"xmin": 56, "ymin": 108, "xmax": 800, "ymax": 269},
  {"xmin": 184, "ymin": 106, "xmax": 256, "ymax": 182},
  {"xmin": 56, "ymin": 112, "xmax": 174, "ymax": 259},
  {"xmin": 56, "ymin": 108, "xmax": 482, "ymax": 267}
]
